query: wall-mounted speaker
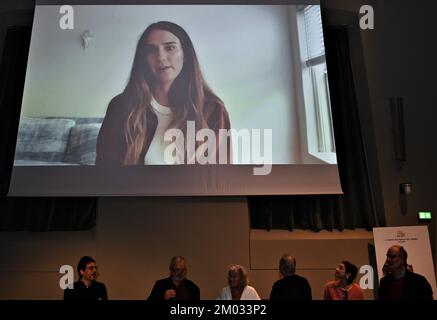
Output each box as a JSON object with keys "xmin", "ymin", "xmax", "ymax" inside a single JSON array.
[{"xmin": 389, "ymin": 96, "xmax": 406, "ymax": 163}]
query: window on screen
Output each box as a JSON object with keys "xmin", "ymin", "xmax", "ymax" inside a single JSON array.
[{"xmin": 296, "ymin": 5, "xmax": 336, "ymax": 164}]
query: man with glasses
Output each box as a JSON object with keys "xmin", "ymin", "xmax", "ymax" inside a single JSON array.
[
  {"xmin": 64, "ymin": 256, "xmax": 108, "ymax": 300},
  {"xmin": 379, "ymin": 245, "xmax": 433, "ymax": 300},
  {"xmin": 148, "ymin": 256, "xmax": 200, "ymax": 300}
]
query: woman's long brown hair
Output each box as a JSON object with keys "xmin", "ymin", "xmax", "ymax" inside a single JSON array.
[{"xmin": 121, "ymin": 21, "xmax": 225, "ymax": 164}]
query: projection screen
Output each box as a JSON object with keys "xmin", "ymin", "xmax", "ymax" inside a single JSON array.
[{"xmin": 8, "ymin": 0, "xmax": 342, "ymax": 196}]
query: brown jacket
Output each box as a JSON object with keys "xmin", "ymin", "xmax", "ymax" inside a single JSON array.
[{"xmin": 96, "ymin": 94, "xmax": 231, "ymax": 165}]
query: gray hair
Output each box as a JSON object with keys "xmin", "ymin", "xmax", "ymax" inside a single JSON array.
[
  {"xmin": 279, "ymin": 254, "xmax": 296, "ymax": 276},
  {"xmin": 228, "ymin": 264, "xmax": 248, "ymax": 287},
  {"xmin": 169, "ymin": 256, "xmax": 186, "ymax": 269}
]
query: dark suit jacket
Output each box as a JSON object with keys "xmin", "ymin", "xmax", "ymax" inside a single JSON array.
[
  {"xmin": 269, "ymin": 274, "xmax": 312, "ymax": 300},
  {"xmin": 147, "ymin": 277, "xmax": 200, "ymax": 300},
  {"xmin": 63, "ymin": 280, "xmax": 108, "ymax": 300},
  {"xmin": 379, "ymin": 270, "xmax": 433, "ymax": 300}
]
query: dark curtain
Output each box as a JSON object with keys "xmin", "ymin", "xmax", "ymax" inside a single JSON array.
[
  {"xmin": 0, "ymin": 26, "xmax": 96, "ymax": 231},
  {"xmin": 249, "ymin": 25, "xmax": 385, "ymax": 232}
]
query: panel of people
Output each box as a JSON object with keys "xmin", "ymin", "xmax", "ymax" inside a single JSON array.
[{"xmin": 64, "ymin": 246, "xmax": 434, "ymax": 300}]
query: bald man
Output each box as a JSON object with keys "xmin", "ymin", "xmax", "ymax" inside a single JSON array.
[
  {"xmin": 269, "ymin": 254, "xmax": 312, "ymax": 300},
  {"xmin": 379, "ymin": 245, "xmax": 433, "ymax": 300}
]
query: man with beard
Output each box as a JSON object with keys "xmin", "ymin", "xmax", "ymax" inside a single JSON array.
[
  {"xmin": 379, "ymin": 245, "xmax": 433, "ymax": 300},
  {"xmin": 148, "ymin": 256, "xmax": 200, "ymax": 300},
  {"xmin": 64, "ymin": 256, "xmax": 108, "ymax": 300}
]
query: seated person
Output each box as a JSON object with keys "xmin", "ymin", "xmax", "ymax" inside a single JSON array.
[
  {"xmin": 323, "ymin": 260, "xmax": 364, "ymax": 300},
  {"xmin": 64, "ymin": 256, "xmax": 108, "ymax": 300},
  {"xmin": 379, "ymin": 245, "xmax": 433, "ymax": 300},
  {"xmin": 269, "ymin": 254, "xmax": 312, "ymax": 300},
  {"xmin": 217, "ymin": 264, "xmax": 260, "ymax": 300},
  {"xmin": 148, "ymin": 256, "xmax": 200, "ymax": 300}
]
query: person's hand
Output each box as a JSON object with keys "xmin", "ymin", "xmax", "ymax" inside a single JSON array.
[{"xmin": 164, "ymin": 289, "xmax": 176, "ymax": 300}]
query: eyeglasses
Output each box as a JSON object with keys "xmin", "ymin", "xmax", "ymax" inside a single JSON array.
[
  {"xmin": 86, "ymin": 265, "xmax": 98, "ymax": 270},
  {"xmin": 386, "ymin": 254, "xmax": 399, "ymax": 259}
]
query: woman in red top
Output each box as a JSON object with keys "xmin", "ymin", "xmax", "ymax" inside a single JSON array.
[{"xmin": 323, "ymin": 261, "xmax": 364, "ymax": 300}]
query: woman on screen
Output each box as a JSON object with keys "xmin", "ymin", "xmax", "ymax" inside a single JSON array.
[
  {"xmin": 323, "ymin": 261, "xmax": 364, "ymax": 300},
  {"xmin": 217, "ymin": 264, "xmax": 261, "ymax": 300},
  {"xmin": 96, "ymin": 21, "xmax": 231, "ymax": 165}
]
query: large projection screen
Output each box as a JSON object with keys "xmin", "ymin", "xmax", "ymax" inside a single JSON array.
[{"xmin": 8, "ymin": 0, "xmax": 342, "ymax": 196}]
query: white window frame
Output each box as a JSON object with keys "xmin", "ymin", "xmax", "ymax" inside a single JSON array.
[{"xmin": 289, "ymin": 5, "xmax": 337, "ymax": 164}]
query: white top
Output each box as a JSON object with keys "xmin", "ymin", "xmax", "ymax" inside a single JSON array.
[
  {"xmin": 217, "ymin": 286, "xmax": 261, "ymax": 300},
  {"xmin": 144, "ymin": 96, "xmax": 174, "ymax": 164}
]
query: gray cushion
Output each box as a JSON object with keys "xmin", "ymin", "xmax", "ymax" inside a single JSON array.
[
  {"xmin": 73, "ymin": 117, "xmax": 103, "ymax": 125},
  {"xmin": 14, "ymin": 160, "xmax": 78, "ymax": 166},
  {"xmin": 15, "ymin": 117, "xmax": 75, "ymax": 162},
  {"xmin": 46, "ymin": 117, "xmax": 103, "ymax": 125},
  {"xmin": 64, "ymin": 123, "xmax": 102, "ymax": 165}
]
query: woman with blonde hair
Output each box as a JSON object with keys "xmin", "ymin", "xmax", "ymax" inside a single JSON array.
[{"xmin": 217, "ymin": 264, "xmax": 260, "ymax": 300}]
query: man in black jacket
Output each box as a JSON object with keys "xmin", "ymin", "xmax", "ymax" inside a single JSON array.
[
  {"xmin": 379, "ymin": 245, "xmax": 433, "ymax": 300},
  {"xmin": 64, "ymin": 256, "xmax": 108, "ymax": 300},
  {"xmin": 148, "ymin": 256, "xmax": 200, "ymax": 300},
  {"xmin": 269, "ymin": 254, "xmax": 312, "ymax": 300}
]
